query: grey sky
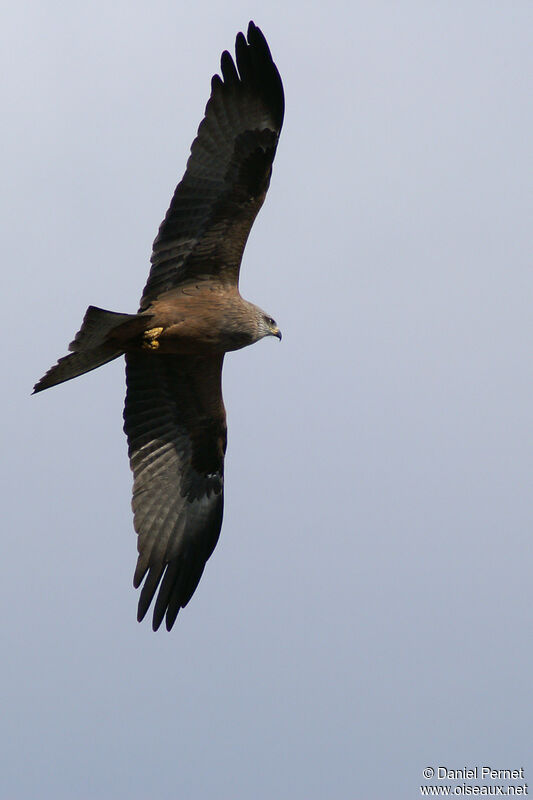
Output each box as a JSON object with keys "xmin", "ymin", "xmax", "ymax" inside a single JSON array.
[{"xmin": 3, "ymin": 1, "xmax": 533, "ymax": 798}]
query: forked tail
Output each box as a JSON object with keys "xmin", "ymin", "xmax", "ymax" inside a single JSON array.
[{"xmin": 33, "ymin": 306, "xmax": 148, "ymax": 393}]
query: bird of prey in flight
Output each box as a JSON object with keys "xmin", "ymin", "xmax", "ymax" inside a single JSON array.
[{"xmin": 33, "ymin": 21, "xmax": 284, "ymax": 631}]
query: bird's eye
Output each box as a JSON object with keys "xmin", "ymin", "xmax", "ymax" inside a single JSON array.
[{"xmin": 267, "ymin": 317, "xmax": 275, "ymax": 326}]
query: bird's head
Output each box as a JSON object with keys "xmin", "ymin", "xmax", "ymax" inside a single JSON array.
[
  {"xmin": 259, "ymin": 312, "xmax": 282, "ymax": 341},
  {"xmin": 224, "ymin": 301, "xmax": 282, "ymax": 350}
]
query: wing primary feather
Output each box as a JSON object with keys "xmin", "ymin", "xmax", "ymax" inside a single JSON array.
[
  {"xmin": 152, "ymin": 559, "xmax": 183, "ymax": 631},
  {"xmin": 137, "ymin": 565, "xmax": 165, "ymax": 622},
  {"xmin": 246, "ymin": 23, "xmax": 285, "ymax": 129},
  {"xmin": 235, "ymin": 31, "xmax": 252, "ymax": 82},
  {"xmin": 220, "ymin": 50, "xmax": 239, "ymax": 85},
  {"xmin": 133, "ymin": 557, "xmax": 149, "ymax": 589},
  {"xmin": 165, "ymin": 593, "xmax": 182, "ymax": 631},
  {"xmin": 211, "ymin": 74, "xmax": 223, "ymax": 93}
]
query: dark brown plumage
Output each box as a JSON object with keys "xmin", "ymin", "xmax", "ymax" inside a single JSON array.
[{"xmin": 33, "ymin": 22, "xmax": 284, "ymax": 630}]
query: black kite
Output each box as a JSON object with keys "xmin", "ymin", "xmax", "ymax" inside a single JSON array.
[{"xmin": 33, "ymin": 22, "xmax": 284, "ymax": 630}]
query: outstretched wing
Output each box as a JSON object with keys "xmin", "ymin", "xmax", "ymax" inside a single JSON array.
[
  {"xmin": 139, "ymin": 21, "xmax": 284, "ymax": 310},
  {"xmin": 123, "ymin": 352, "xmax": 227, "ymax": 630}
]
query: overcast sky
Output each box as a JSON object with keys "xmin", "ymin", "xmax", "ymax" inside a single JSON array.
[{"xmin": 3, "ymin": 2, "xmax": 533, "ymax": 798}]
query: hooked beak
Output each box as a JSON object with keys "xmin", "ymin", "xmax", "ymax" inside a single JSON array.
[{"xmin": 272, "ymin": 326, "xmax": 282, "ymax": 341}]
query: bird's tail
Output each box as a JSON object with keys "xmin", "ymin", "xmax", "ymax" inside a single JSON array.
[{"xmin": 33, "ymin": 305, "xmax": 149, "ymax": 393}]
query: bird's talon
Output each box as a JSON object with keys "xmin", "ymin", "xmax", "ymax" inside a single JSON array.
[{"xmin": 143, "ymin": 327, "xmax": 164, "ymax": 350}]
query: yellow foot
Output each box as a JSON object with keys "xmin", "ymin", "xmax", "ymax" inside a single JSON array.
[{"xmin": 143, "ymin": 327, "xmax": 164, "ymax": 350}]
